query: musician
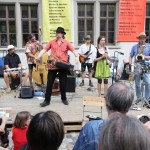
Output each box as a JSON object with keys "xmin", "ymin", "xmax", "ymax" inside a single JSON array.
[
  {"xmin": 129, "ymin": 32, "xmax": 150, "ymax": 107},
  {"xmin": 93, "ymin": 36, "xmax": 110, "ymax": 97},
  {"xmin": 35, "ymin": 27, "xmax": 78, "ymax": 107},
  {"xmin": 25, "ymin": 34, "xmax": 41, "ymax": 86},
  {"xmin": 4, "ymin": 45, "xmax": 28, "ymax": 93},
  {"xmin": 78, "ymin": 35, "xmax": 96, "ymax": 87}
]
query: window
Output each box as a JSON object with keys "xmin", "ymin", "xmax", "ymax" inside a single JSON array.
[
  {"xmin": 100, "ymin": 4, "xmax": 116, "ymax": 45},
  {"xmin": 146, "ymin": 3, "xmax": 150, "ymax": 43},
  {"xmin": 78, "ymin": 3, "xmax": 94, "ymax": 45},
  {"xmin": 0, "ymin": 4, "xmax": 16, "ymax": 47},
  {"xmin": 21, "ymin": 5, "xmax": 38, "ymax": 46}
]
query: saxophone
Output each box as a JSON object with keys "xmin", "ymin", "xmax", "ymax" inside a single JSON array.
[{"xmin": 136, "ymin": 44, "xmax": 145, "ymax": 62}]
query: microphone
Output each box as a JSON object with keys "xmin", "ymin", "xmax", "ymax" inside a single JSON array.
[{"xmin": 118, "ymin": 52, "xmax": 124, "ymax": 55}]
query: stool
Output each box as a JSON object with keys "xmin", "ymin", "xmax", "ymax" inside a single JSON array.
[{"xmin": 82, "ymin": 96, "xmax": 105, "ymax": 122}]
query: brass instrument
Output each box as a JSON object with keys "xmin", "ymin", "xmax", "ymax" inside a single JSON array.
[{"xmin": 136, "ymin": 45, "xmax": 145, "ymax": 62}]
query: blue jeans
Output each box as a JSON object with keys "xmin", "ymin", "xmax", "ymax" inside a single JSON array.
[{"xmin": 135, "ymin": 73, "xmax": 150, "ymax": 101}]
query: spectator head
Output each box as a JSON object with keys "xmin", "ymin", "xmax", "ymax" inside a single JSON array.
[
  {"xmin": 27, "ymin": 111, "xmax": 64, "ymax": 150},
  {"xmin": 105, "ymin": 82, "xmax": 134, "ymax": 115},
  {"xmin": 99, "ymin": 112, "xmax": 150, "ymax": 150},
  {"xmin": 14, "ymin": 111, "xmax": 30, "ymax": 128}
]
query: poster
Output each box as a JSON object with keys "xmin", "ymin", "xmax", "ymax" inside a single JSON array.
[
  {"xmin": 117, "ymin": 0, "xmax": 146, "ymax": 41},
  {"xmin": 42, "ymin": 0, "xmax": 71, "ymax": 42}
]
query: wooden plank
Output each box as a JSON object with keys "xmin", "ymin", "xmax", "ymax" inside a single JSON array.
[
  {"xmin": 64, "ymin": 125, "xmax": 82, "ymax": 132},
  {"xmin": 83, "ymin": 96, "xmax": 105, "ymax": 102}
]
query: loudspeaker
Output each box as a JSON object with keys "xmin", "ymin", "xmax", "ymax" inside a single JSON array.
[
  {"xmin": 66, "ymin": 76, "xmax": 76, "ymax": 92},
  {"xmin": 19, "ymin": 86, "xmax": 34, "ymax": 99}
]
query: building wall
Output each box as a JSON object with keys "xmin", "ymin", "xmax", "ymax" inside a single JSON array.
[{"xmin": 0, "ymin": 0, "xmax": 150, "ymax": 68}]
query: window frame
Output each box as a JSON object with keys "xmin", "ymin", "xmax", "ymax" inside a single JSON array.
[
  {"xmin": 21, "ymin": 4, "xmax": 39, "ymax": 46},
  {"xmin": 100, "ymin": 3, "xmax": 116, "ymax": 45},
  {"xmin": 0, "ymin": 4, "xmax": 16, "ymax": 47},
  {"xmin": 77, "ymin": 3, "xmax": 94, "ymax": 45}
]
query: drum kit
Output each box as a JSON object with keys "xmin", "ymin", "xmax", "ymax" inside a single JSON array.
[{"xmin": 125, "ymin": 61, "xmax": 150, "ymax": 76}]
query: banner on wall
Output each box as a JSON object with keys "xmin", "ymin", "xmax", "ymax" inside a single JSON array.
[
  {"xmin": 117, "ymin": 0, "xmax": 146, "ymax": 42},
  {"xmin": 42, "ymin": 0, "xmax": 71, "ymax": 42}
]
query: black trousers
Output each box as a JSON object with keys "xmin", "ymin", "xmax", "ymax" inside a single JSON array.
[
  {"xmin": 45, "ymin": 69, "xmax": 67, "ymax": 103},
  {"xmin": 0, "ymin": 118, "xmax": 9, "ymax": 145}
]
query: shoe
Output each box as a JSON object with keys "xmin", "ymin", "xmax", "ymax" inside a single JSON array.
[
  {"xmin": 135, "ymin": 98, "xmax": 142, "ymax": 104},
  {"xmin": 62, "ymin": 100, "xmax": 69, "ymax": 105},
  {"xmin": 79, "ymin": 82, "xmax": 84, "ymax": 86},
  {"xmin": 40, "ymin": 101, "xmax": 50, "ymax": 107},
  {"xmin": 5, "ymin": 87, "xmax": 11, "ymax": 93},
  {"xmin": 89, "ymin": 82, "xmax": 94, "ymax": 87}
]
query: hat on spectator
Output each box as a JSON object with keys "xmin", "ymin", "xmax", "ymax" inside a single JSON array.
[
  {"xmin": 136, "ymin": 32, "xmax": 148, "ymax": 39},
  {"xmin": 7, "ymin": 45, "xmax": 15, "ymax": 51}
]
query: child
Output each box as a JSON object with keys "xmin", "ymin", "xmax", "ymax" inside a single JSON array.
[{"xmin": 12, "ymin": 111, "xmax": 30, "ymax": 150}]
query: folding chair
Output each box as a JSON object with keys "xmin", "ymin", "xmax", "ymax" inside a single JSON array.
[{"xmin": 82, "ymin": 96, "xmax": 105, "ymax": 122}]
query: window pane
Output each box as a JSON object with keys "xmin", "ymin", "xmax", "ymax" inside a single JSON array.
[
  {"xmin": 78, "ymin": 4, "xmax": 85, "ymax": 16},
  {"xmin": 100, "ymin": 32, "xmax": 106, "ymax": 37},
  {"xmin": 146, "ymin": 19, "xmax": 149, "ymax": 31},
  {"xmin": 23, "ymin": 34, "xmax": 29, "ymax": 46},
  {"xmin": 10, "ymin": 34, "xmax": 16, "ymax": 46},
  {"xmin": 8, "ymin": 5, "xmax": 15, "ymax": 18},
  {"xmin": 108, "ymin": 5, "xmax": 115, "ymax": 17},
  {"xmin": 78, "ymin": 20, "xmax": 84, "ymax": 31},
  {"xmin": 100, "ymin": 5, "xmax": 106, "ymax": 17},
  {"xmin": 100, "ymin": 20, "xmax": 106, "ymax": 31},
  {"xmin": 22, "ymin": 6, "xmax": 28, "ymax": 18},
  {"xmin": 86, "ymin": 4, "xmax": 93, "ymax": 17},
  {"xmin": 9, "ymin": 21, "xmax": 16, "ymax": 33},
  {"xmin": 146, "ymin": 4, "xmax": 150, "ymax": 16},
  {"xmin": 78, "ymin": 32, "xmax": 84, "ymax": 44},
  {"xmin": 0, "ymin": 5, "xmax": 6, "ymax": 18},
  {"xmin": 31, "ymin": 21, "xmax": 38, "ymax": 33},
  {"xmin": 87, "ymin": 20, "xmax": 93, "ymax": 31},
  {"xmin": 31, "ymin": 5, "xmax": 38, "ymax": 18},
  {"xmin": 22, "ymin": 21, "xmax": 29, "ymax": 33},
  {"xmin": 108, "ymin": 32, "xmax": 114, "ymax": 43},
  {"xmin": 1, "ymin": 34, "xmax": 7, "ymax": 46},
  {"xmin": 108, "ymin": 20, "xmax": 114, "ymax": 31},
  {"xmin": 0, "ymin": 21, "xmax": 7, "ymax": 33}
]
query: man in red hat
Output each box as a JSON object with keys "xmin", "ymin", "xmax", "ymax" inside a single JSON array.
[
  {"xmin": 35, "ymin": 27, "xmax": 78, "ymax": 107},
  {"xmin": 129, "ymin": 32, "xmax": 150, "ymax": 108}
]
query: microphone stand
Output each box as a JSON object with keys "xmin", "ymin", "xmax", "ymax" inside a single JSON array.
[{"xmin": 112, "ymin": 51, "xmax": 119, "ymax": 84}]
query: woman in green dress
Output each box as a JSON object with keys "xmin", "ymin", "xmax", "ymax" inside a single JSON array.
[{"xmin": 94, "ymin": 36, "xmax": 110, "ymax": 97}]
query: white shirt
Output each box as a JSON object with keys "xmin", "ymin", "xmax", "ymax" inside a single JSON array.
[{"xmin": 78, "ymin": 44, "xmax": 96, "ymax": 63}]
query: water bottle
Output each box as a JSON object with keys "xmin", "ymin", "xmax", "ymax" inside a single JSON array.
[{"xmin": 34, "ymin": 91, "xmax": 44, "ymax": 97}]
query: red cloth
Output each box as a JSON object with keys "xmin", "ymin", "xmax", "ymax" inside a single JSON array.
[{"xmin": 12, "ymin": 126, "xmax": 28, "ymax": 150}]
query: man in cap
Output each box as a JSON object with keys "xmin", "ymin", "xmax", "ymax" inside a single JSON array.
[
  {"xmin": 4, "ymin": 45, "xmax": 28, "ymax": 93},
  {"xmin": 129, "ymin": 32, "xmax": 150, "ymax": 107},
  {"xmin": 78, "ymin": 35, "xmax": 96, "ymax": 87},
  {"xmin": 35, "ymin": 27, "xmax": 78, "ymax": 107}
]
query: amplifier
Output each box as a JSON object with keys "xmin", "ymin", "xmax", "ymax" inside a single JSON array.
[
  {"xmin": 66, "ymin": 76, "xmax": 76, "ymax": 92},
  {"xmin": 19, "ymin": 86, "xmax": 34, "ymax": 99}
]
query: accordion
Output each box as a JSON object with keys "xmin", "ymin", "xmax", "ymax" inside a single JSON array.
[{"xmin": 47, "ymin": 55, "xmax": 73, "ymax": 71}]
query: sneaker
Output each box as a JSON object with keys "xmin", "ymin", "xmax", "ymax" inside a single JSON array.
[
  {"xmin": 89, "ymin": 82, "xmax": 94, "ymax": 87},
  {"xmin": 144, "ymin": 100, "xmax": 150, "ymax": 108},
  {"xmin": 5, "ymin": 88, "xmax": 11, "ymax": 93},
  {"xmin": 79, "ymin": 82, "xmax": 84, "ymax": 86}
]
